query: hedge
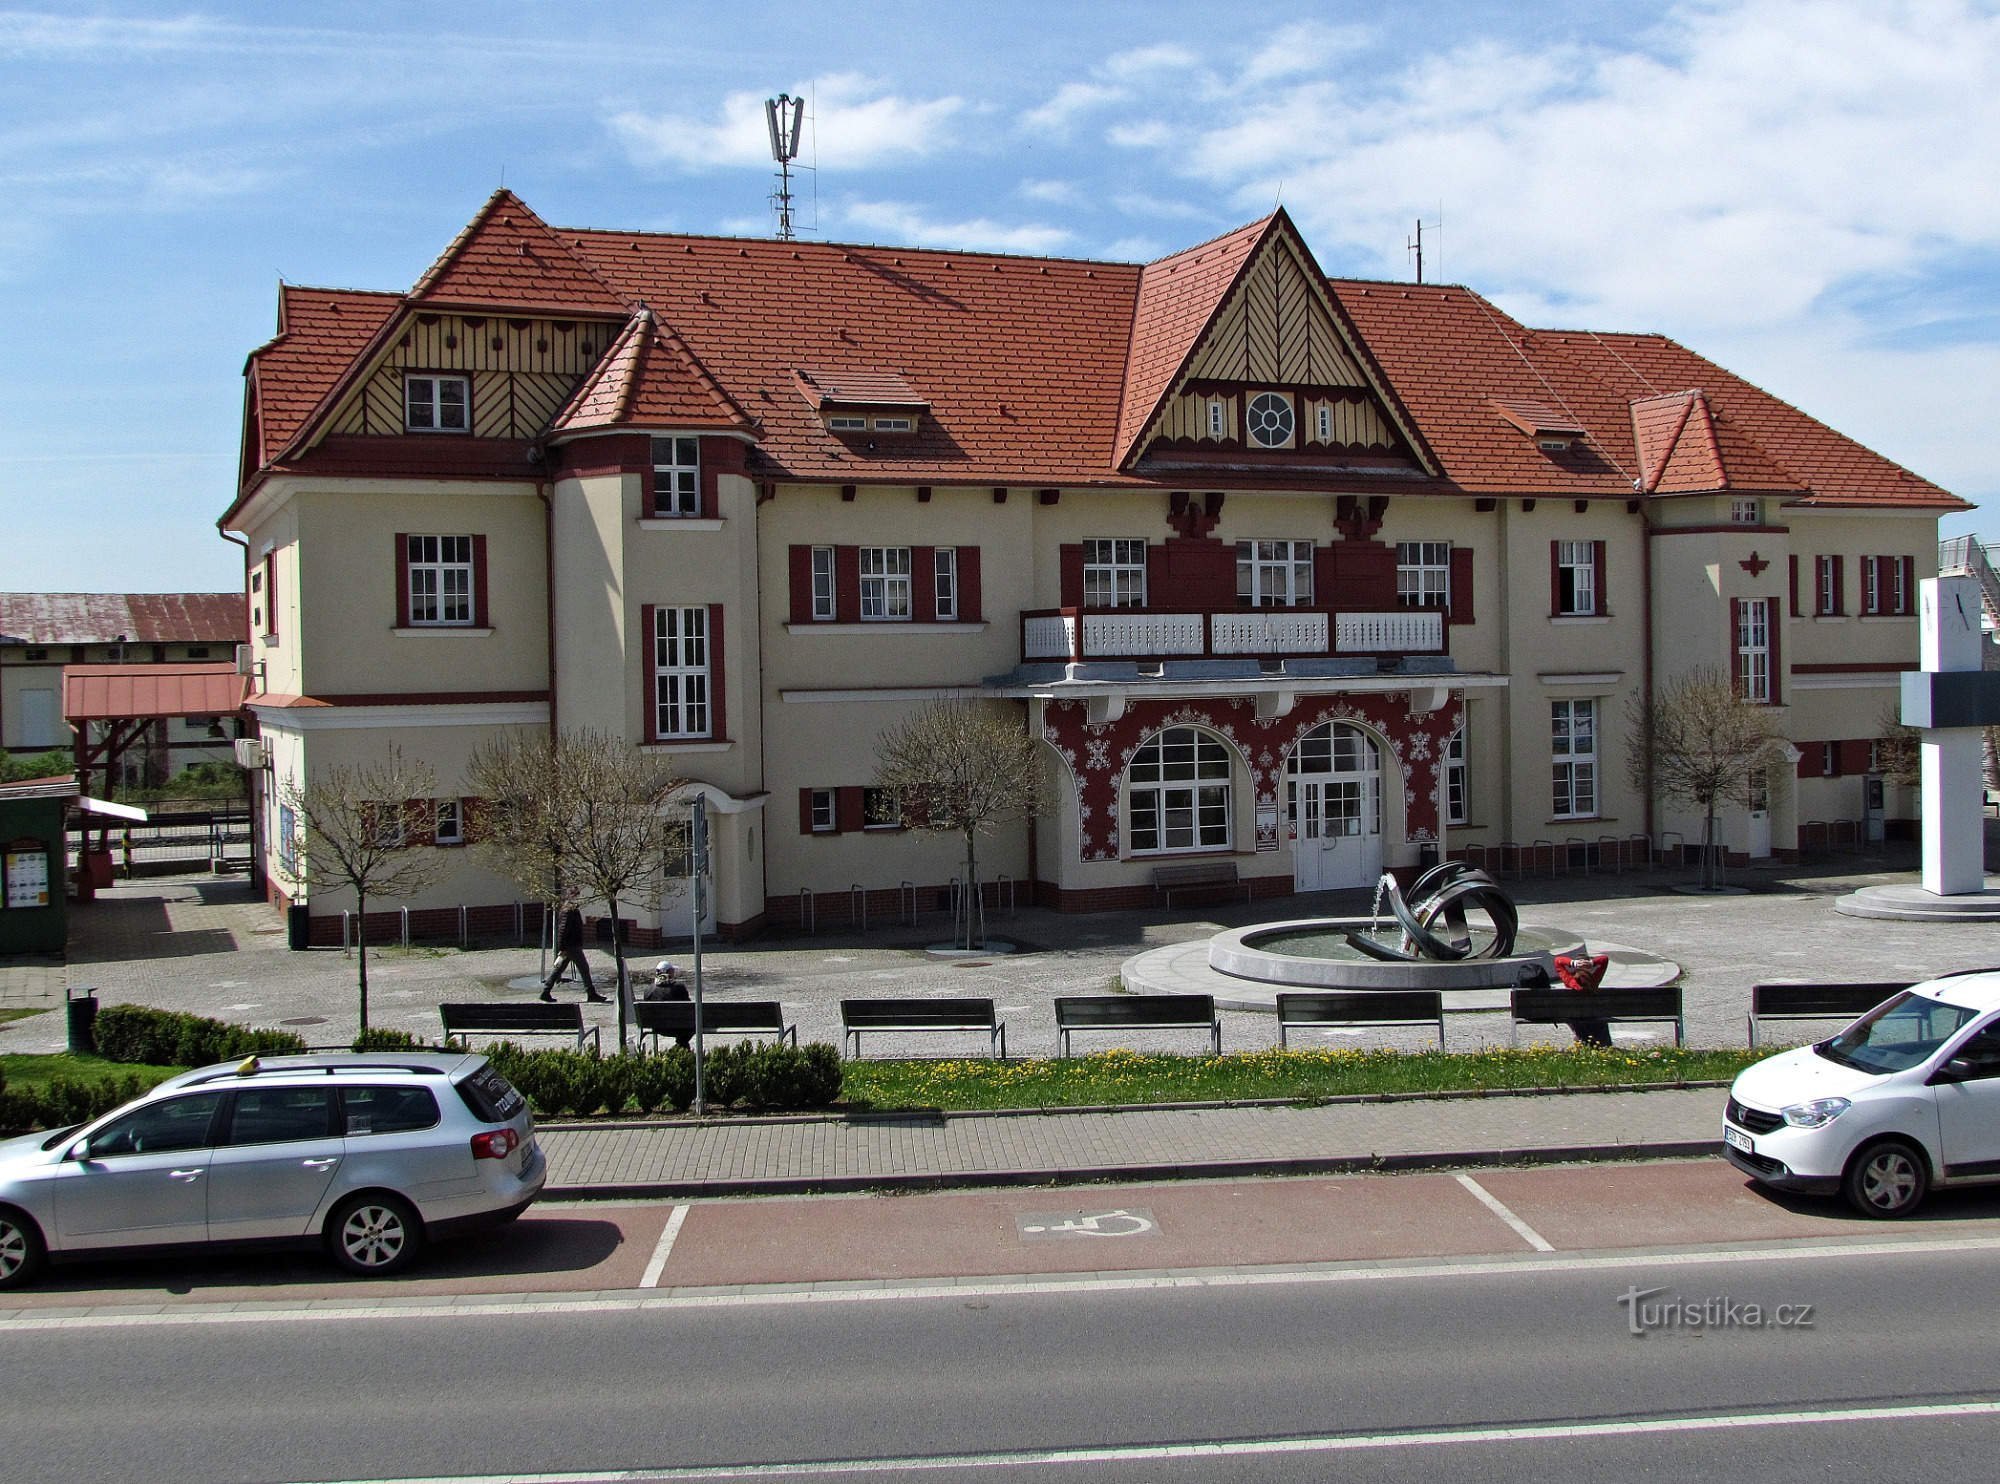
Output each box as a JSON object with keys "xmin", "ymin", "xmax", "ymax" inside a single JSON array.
[
  {"xmin": 483, "ymin": 1040, "xmax": 842, "ymax": 1117},
  {"xmin": 0, "ymin": 1065, "xmax": 152, "ymax": 1137},
  {"xmin": 94, "ymin": 1005, "xmax": 307, "ymax": 1067}
]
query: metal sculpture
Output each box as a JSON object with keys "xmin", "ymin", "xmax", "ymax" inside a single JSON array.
[{"xmin": 1343, "ymin": 862, "xmax": 1519, "ymax": 962}]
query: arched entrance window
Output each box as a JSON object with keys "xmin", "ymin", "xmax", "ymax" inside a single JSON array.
[
  {"xmin": 1127, "ymin": 727, "xmax": 1231, "ymax": 853},
  {"xmin": 1286, "ymin": 723, "xmax": 1382, "ymax": 890}
]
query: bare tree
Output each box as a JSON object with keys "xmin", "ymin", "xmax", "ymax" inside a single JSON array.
[
  {"xmin": 872, "ymin": 700, "xmax": 1048, "ymax": 949},
  {"xmin": 274, "ymin": 747, "xmax": 447, "ymax": 1033},
  {"xmin": 1874, "ymin": 703, "xmax": 1922, "ymax": 792},
  {"xmin": 1626, "ymin": 669, "xmax": 1782, "ymax": 890},
  {"xmin": 468, "ymin": 729, "xmax": 685, "ymax": 1051}
]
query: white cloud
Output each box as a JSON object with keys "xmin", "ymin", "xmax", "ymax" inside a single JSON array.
[
  {"xmin": 1022, "ymin": 81, "xmax": 1124, "ymax": 135},
  {"xmin": 1108, "ymin": 119, "xmax": 1173, "ymax": 149},
  {"xmin": 1098, "ymin": 234, "xmax": 1170, "ymax": 263},
  {"xmin": 1241, "ymin": 20, "xmax": 1371, "ymax": 83},
  {"xmin": 1019, "ymin": 178, "xmax": 1083, "ymax": 205},
  {"xmin": 1103, "ymin": 42, "xmax": 1201, "ymax": 78},
  {"xmin": 838, "ymin": 199, "xmax": 1074, "ymax": 255},
  {"xmin": 610, "ymin": 74, "xmax": 965, "ymax": 172}
]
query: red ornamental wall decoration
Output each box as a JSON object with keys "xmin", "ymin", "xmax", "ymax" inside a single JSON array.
[{"xmin": 1040, "ymin": 691, "xmax": 1463, "ymax": 863}]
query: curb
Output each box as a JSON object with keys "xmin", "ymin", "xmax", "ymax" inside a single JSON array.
[{"xmin": 545, "ymin": 1138, "xmax": 1722, "ymax": 1201}]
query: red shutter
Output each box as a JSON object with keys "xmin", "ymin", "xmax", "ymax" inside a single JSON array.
[
  {"xmin": 835, "ymin": 546, "xmax": 861, "ymax": 623},
  {"xmin": 1728, "ymin": 598, "xmax": 1742, "ymax": 696},
  {"xmin": 472, "ymin": 534, "xmax": 490, "ymax": 628},
  {"xmin": 788, "ymin": 545, "xmax": 814, "ymax": 624},
  {"xmin": 264, "ymin": 552, "xmax": 278, "ymax": 637},
  {"xmin": 1788, "ymin": 555, "xmax": 1800, "ymax": 618},
  {"xmin": 1314, "ymin": 545, "xmax": 1339, "ymax": 610},
  {"xmin": 1839, "ymin": 739, "xmax": 1872, "ymax": 775},
  {"xmin": 394, "ymin": 536, "xmax": 410, "ymax": 628},
  {"xmin": 640, "ymin": 603, "xmax": 657, "ymax": 743},
  {"xmin": 958, "ymin": 547, "xmax": 981, "ymax": 622},
  {"xmin": 1591, "ymin": 540, "xmax": 1606, "ymax": 615},
  {"xmin": 404, "ymin": 799, "xmax": 435, "ymax": 847},
  {"xmin": 911, "ymin": 545, "xmax": 936, "ymax": 622},
  {"xmin": 1549, "ymin": 541, "xmax": 1561, "ymax": 615},
  {"xmin": 1832, "ymin": 555, "xmax": 1845, "ymax": 615},
  {"xmin": 1448, "ymin": 547, "xmax": 1474, "ymax": 624},
  {"xmin": 1767, "ymin": 597, "xmax": 1781, "ymax": 705},
  {"xmin": 836, "ymin": 786, "xmax": 866, "ymax": 832},
  {"xmin": 699, "ymin": 437, "xmax": 719, "ymax": 520},
  {"xmin": 706, "ymin": 602, "xmax": 725, "ymax": 741},
  {"xmin": 1060, "ymin": 544, "xmax": 1084, "ymax": 608},
  {"xmin": 799, "ymin": 788, "xmax": 816, "ymax": 835},
  {"xmin": 1900, "ymin": 556, "xmax": 1915, "ymax": 615}
]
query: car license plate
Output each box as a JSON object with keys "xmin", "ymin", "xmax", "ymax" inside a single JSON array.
[{"xmin": 1722, "ymin": 1126, "xmax": 1753, "ymax": 1154}]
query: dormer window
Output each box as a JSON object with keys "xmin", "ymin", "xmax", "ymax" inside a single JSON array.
[
  {"xmin": 1731, "ymin": 498, "xmax": 1761, "ymax": 524},
  {"xmin": 1246, "ymin": 392, "xmax": 1294, "ymax": 449},
  {"xmin": 405, "ymin": 374, "xmax": 469, "ymax": 433},
  {"xmin": 872, "ymin": 416, "xmax": 914, "ymax": 434},
  {"xmin": 1537, "ymin": 436, "xmax": 1574, "ymax": 453},
  {"xmin": 827, "ymin": 415, "xmax": 866, "ymax": 432}
]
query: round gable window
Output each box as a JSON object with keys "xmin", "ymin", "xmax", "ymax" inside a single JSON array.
[{"xmin": 1247, "ymin": 392, "xmax": 1294, "ymax": 448}]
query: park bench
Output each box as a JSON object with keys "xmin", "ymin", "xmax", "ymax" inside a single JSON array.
[
  {"xmin": 1151, "ymin": 860, "xmax": 1252, "ymax": 906},
  {"xmin": 634, "ymin": 999, "xmax": 797, "ymax": 1051},
  {"xmin": 439, "ymin": 1001, "xmax": 600, "ymax": 1052},
  {"xmin": 839, "ymin": 997, "xmax": 1007, "ymax": 1059},
  {"xmin": 1508, "ymin": 986, "xmax": 1684, "ymax": 1046},
  {"xmin": 1747, "ymin": 982, "xmax": 1909, "ymax": 1047},
  {"xmin": 1053, "ymin": 993, "xmax": 1221, "ymax": 1057},
  {"xmin": 1275, "ymin": 990, "xmax": 1446, "ymax": 1049}
]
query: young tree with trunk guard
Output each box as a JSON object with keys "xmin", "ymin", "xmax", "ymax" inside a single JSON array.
[
  {"xmin": 274, "ymin": 747, "xmax": 447, "ymax": 1034},
  {"xmin": 872, "ymin": 700, "xmax": 1048, "ymax": 950},
  {"xmin": 1626, "ymin": 669, "xmax": 1782, "ymax": 890},
  {"xmin": 468, "ymin": 729, "xmax": 685, "ymax": 1051}
]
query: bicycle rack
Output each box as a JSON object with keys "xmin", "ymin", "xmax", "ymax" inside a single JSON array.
[
  {"xmin": 1530, "ymin": 839, "xmax": 1557, "ymax": 877},
  {"xmin": 340, "ymin": 910, "xmax": 353, "ymax": 955},
  {"xmin": 458, "ymin": 904, "xmax": 469, "ymax": 947},
  {"xmin": 898, "ymin": 880, "xmax": 916, "ymax": 926},
  {"xmin": 399, "ymin": 905, "xmax": 411, "ymax": 947},
  {"xmin": 797, "ymin": 887, "xmax": 815, "ymax": 936},
  {"xmin": 994, "ymin": 874, "xmax": 1016, "ymax": 916},
  {"xmin": 849, "ymin": 883, "xmax": 867, "ymax": 934}
]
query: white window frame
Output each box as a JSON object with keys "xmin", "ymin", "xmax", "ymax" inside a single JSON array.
[
  {"xmin": 809, "ymin": 789, "xmax": 836, "ymax": 833},
  {"xmin": 933, "ymin": 547, "xmax": 958, "ymax": 621},
  {"xmin": 404, "ymin": 374, "xmax": 469, "ymax": 433},
  {"xmin": 1246, "ymin": 391, "xmax": 1295, "ymax": 449},
  {"xmin": 1816, "ymin": 555, "xmax": 1839, "ymax": 616},
  {"xmin": 1236, "ymin": 540, "xmax": 1314, "ymax": 608},
  {"xmin": 1737, "ymin": 597, "xmax": 1772, "ymax": 703},
  {"xmin": 434, "ymin": 800, "xmax": 463, "ymax": 846},
  {"xmin": 1083, "ymin": 539, "xmax": 1147, "ymax": 608},
  {"xmin": 872, "ymin": 416, "xmax": 914, "ymax": 433},
  {"xmin": 653, "ymin": 606, "xmax": 711, "ymax": 739},
  {"xmin": 1445, "ymin": 726, "xmax": 1468, "ymax": 826},
  {"xmin": 1555, "ymin": 539, "xmax": 1596, "ymax": 616},
  {"xmin": 1396, "ymin": 541, "xmax": 1451, "ymax": 609},
  {"xmin": 406, "ymin": 535, "xmax": 474, "ymax": 626},
  {"xmin": 859, "ymin": 547, "xmax": 912, "ymax": 621},
  {"xmin": 1316, "ymin": 405, "xmax": 1332, "ymax": 442},
  {"xmin": 827, "ymin": 415, "xmax": 866, "ymax": 432},
  {"xmin": 651, "ymin": 436, "xmax": 700, "ymax": 516},
  {"xmin": 1206, "ymin": 399, "xmax": 1226, "ymax": 439},
  {"xmin": 1731, "ymin": 498, "xmax": 1761, "ymax": 524},
  {"xmin": 810, "ymin": 546, "xmax": 835, "ymax": 620},
  {"xmin": 1551, "ymin": 699, "xmax": 1597, "ymax": 820},
  {"xmin": 1126, "ymin": 726, "xmax": 1232, "ymax": 854}
]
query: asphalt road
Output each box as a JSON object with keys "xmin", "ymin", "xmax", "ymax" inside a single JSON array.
[{"xmin": 3, "ymin": 1238, "xmax": 1997, "ymax": 1482}]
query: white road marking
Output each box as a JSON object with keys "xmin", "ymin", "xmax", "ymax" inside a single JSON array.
[
  {"xmin": 2, "ymin": 1233, "xmax": 1997, "ymax": 1332},
  {"xmin": 639, "ymin": 1205, "xmax": 688, "ymax": 1289},
  {"xmin": 1455, "ymin": 1173, "xmax": 1555, "ymax": 1252},
  {"xmin": 283, "ymin": 1398, "xmax": 2000, "ymax": 1481}
]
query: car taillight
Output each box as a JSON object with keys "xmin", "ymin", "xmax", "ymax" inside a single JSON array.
[{"xmin": 471, "ymin": 1128, "xmax": 519, "ymax": 1160}]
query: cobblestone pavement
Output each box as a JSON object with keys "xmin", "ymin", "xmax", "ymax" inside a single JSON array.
[
  {"xmin": 7, "ymin": 848, "xmax": 1995, "ymax": 1060},
  {"xmin": 533, "ymin": 1087, "xmax": 1726, "ymax": 1197}
]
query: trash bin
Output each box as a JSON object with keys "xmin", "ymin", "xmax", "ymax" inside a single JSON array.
[
  {"xmin": 287, "ymin": 903, "xmax": 311, "ymax": 951},
  {"xmin": 66, "ymin": 990, "xmax": 98, "ymax": 1055},
  {"xmin": 83, "ymin": 848, "xmax": 114, "ymax": 890}
]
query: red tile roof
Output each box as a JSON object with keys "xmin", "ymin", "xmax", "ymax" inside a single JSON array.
[
  {"xmin": 1, "ymin": 593, "xmax": 246, "ymax": 647},
  {"xmin": 234, "ymin": 196, "xmax": 1968, "ymax": 513},
  {"xmin": 62, "ymin": 663, "xmax": 247, "ymax": 721}
]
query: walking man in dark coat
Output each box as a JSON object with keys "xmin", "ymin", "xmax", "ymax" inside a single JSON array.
[{"xmin": 543, "ymin": 905, "xmax": 609, "ymax": 1003}]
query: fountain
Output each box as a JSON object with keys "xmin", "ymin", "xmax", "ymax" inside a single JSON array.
[{"xmin": 1204, "ymin": 863, "xmax": 1582, "ymax": 996}]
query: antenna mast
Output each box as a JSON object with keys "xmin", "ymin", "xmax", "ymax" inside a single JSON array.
[
  {"xmin": 1407, "ymin": 213, "xmax": 1441, "ymax": 284},
  {"xmin": 766, "ymin": 93, "xmax": 805, "ymax": 241}
]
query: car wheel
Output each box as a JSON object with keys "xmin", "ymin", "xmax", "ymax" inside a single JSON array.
[
  {"xmin": 1843, "ymin": 1139, "xmax": 1930, "ymax": 1218},
  {"xmin": 326, "ymin": 1194, "xmax": 425, "ymax": 1276},
  {"xmin": 0, "ymin": 1207, "xmax": 47, "ymax": 1290}
]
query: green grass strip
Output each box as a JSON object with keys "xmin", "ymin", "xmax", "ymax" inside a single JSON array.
[
  {"xmin": 0, "ymin": 1052, "xmax": 184, "ymax": 1097},
  {"xmin": 839, "ymin": 1044, "xmax": 1773, "ymax": 1113}
]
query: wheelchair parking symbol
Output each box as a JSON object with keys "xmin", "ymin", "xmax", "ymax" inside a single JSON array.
[{"xmin": 1017, "ymin": 1207, "xmax": 1158, "ymax": 1240}]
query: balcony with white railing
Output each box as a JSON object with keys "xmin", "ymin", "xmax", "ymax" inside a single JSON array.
[{"xmin": 1019, "ymin": 606, "xmax": 1446, "ymax": 663}]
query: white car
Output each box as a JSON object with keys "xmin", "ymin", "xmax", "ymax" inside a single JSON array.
[{"xmin": 1724, "ymin": 970, "xmax": 2000, "ymax": 1217}]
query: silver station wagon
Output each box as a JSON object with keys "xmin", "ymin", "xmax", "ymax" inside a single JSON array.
[{"xmin": 0, "ymin": 1051, "xmax": 544, "ymax": 1288}]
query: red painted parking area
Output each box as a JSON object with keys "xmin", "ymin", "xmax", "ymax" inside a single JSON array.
[{"xmin": 8, "ymin": 1161, "xmax": 2000, "ymax": 1310}]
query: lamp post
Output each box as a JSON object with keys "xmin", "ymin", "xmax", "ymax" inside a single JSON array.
[{"xmin": 690, "ymin": 794, "xmax": 708, "ymax": 1115}]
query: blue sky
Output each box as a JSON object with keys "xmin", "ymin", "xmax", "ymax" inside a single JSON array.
[{"xmin": 2, "ymin": 0, "xmax": 1995, "ymax": 593}]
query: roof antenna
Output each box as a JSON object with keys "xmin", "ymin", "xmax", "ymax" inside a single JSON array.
[
  {"xmin": 1407, "ymin": 210, "xmax": 1442, "ymax": 284},
  {"xmin": 766, "ymin": 94, "xmax": 805, "ymax": 241}
]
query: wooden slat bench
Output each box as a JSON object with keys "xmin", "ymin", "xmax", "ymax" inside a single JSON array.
[
  {"xmin": 839, "ymin": 998, "xmax": 1007, "ymax": 1059},
  {"xmin": 1053, "ymin": 993, "xmax": 1221, "ymax": 1057},
  {"xmin": 1152, "ymin": 861, "xmax": 1252, "ymax": 906},
  {"xmin": 1748, "ymin": 982, "xmax": 1909, "ymax": 1047},
  {"xmin": 439, "ymin": 1001, "xmax": 599, "ymax": 1052},
  {"xmin": 634, "ymin": 999, "xmax": 797, "ymax": 1051},
  {"xmin": 1275, "ymin": 990, "xmax": 1446, "ymax": 1049},
  {"xmin": 1509, "ymin": 987, "xmax": 1684, "ymax": 1046}
]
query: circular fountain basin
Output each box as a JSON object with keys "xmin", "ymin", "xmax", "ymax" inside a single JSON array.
[{"xmin": 1208, "ymin": 918, "xmax": 1587, "ymax": 992}]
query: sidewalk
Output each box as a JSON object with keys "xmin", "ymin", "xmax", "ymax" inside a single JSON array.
[{"xmin": 533, "ymin": 1084, "xmax": 1729, "ymax": 1199}]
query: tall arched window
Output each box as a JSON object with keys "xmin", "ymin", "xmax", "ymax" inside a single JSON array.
[{"xmin": 1127, "ymin": 726, "xmax": 1231, "ymax": 853}]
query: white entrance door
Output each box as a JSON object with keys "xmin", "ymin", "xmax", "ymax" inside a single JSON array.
[
  {"xmin": 658, "ymin": 819, "xmax": 716, "ymax": 940},
  {"xmin": 1746, "ymin": 766, "xmax": 1772, "ymax": 859},
  {"xmin": 1288, "ymin": 724, "xmax": 1383, "ymax": 892}
]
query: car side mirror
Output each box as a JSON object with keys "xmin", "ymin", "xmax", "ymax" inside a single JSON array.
[
  {"xmin": 1930, "ymin": 1057, "xmax": 1976, "ymax": 1085},
  {"xmin": 67, "ymin": 1137, "xmax": 91, "ymax": 1161}
]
